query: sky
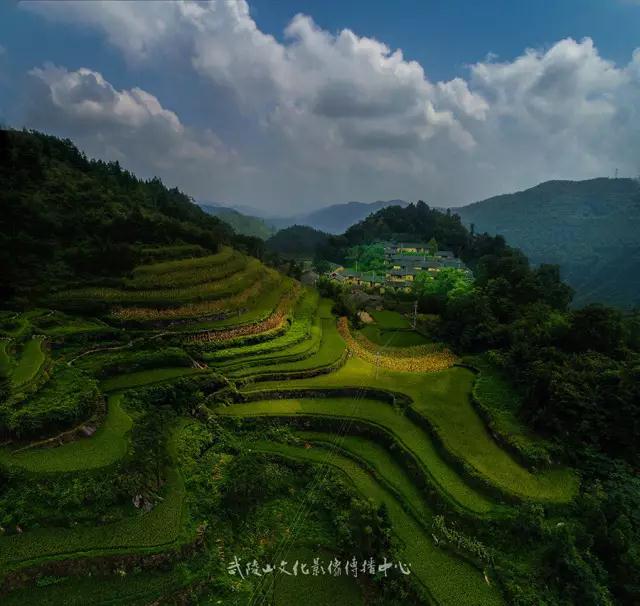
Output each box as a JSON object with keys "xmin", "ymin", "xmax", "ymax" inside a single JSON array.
[{"xmin": 1, "ymin": 0, "xmax": 639, "ymax": 214}]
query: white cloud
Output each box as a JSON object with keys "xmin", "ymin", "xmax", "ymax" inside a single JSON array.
[
  {"xmin": 20, "ymin": 1, "xmax": 640, "ymax": 211},
  {"xmin": 27, "ymin": 64, "xmax": 236, "ymax": 193}
]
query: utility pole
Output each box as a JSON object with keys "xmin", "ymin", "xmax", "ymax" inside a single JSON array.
[
  {"xmin": 412, "ymin": 300, "xmax": 418, "ymax": 329},
  {"xmin": 615, "ymin": 168, "xmax": 619, "ymax": 179}
]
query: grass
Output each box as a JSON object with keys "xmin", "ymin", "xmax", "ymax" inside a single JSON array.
[
  {"xmin": 215, "ymin": 397, "xmax": 496, "ymax": 516},
  {"xmin": 296, "ymin": 431, "xmax": 432, "ymax": 522},
  {"xmin": 11, "ymin": 338, "xmax": 45, "ymax": 387},
  {"xmin": 101, "ymin": 367, "xmax": 205, "ymax": 392},
  {"xmin": 125, "ymin": 250, "xmax": 246, "ymax": 290},
  {"xmin": 54, "ymin": 258, "xmax": 264, "ymax": 307},
  {"xmin": 0, "ymin": 568, "xmax": 186, "ymax": 606},
  {"xmin": 467, "ymin": 354, "xmax": 554, "ymax": 467},
  {"xmin": 360, "ymin": 324, "xmax": 430, "ymax": 347},
  {"xmin": 229, "ymin": 303, "xmax": 344, "ymax": 379},
  {"xmin": 5, "ymin": 367, "xmax": 100, "ymax": 438},
  {"xmin": 0, "ymin": 394, "xmax": 132, "ymax": 473},
  {"xmin": 272, "ymin": 545, "xmax": 364, "ymax": 606},
  {"xmin": 204, "ymin": 290, "xmax": 319, "ymax": 362},
  {"xmin": 252, "ymin": 440, "xmax": 504, "ymax": 606},
  {"xmin": 242, "ymin": 358, "xmax": 579, "ymax": 504},
  {"xmin": 0, "ymin": 423, "xmax": 189, "ymax": 572},
  {"xmin": 369, "ymin": 310, "xmax": 411, "ymax": 329}
]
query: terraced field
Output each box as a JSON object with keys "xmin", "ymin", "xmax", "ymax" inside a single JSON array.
[
  {"xmin": 252, "ymin": 440, "xmax": 503, "ymax": 606},
  {"xmin": 0, "ymin": 246, "xmax": 580, "ymax": 605}
]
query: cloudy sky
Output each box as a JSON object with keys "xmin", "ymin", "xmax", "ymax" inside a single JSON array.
[{"xmin": 1, "ymin": 0, "xmax": 639, "ymax": 214}]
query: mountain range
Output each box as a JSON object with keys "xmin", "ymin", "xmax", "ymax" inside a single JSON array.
[{"xmin": 455, "ymin": 178, "xmax": 640, "ymax": 308}]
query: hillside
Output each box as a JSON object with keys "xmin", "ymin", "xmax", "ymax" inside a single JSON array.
[
  {"xmin": 266, "ymin": 225, "xmax": 330, "ymax": 257},
  {"xmin": 199, "ymin": 203, "xmax": 275, "ymax": 240},
  {"xmin": 0, "ymin": 129, "xmax": 244, "ymax": 302},
  {"xmin": 455, "ymin": 178, "xmax": 640, "ymax": 307}
]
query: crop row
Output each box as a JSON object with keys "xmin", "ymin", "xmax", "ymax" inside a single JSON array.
[
  {"xmin": 217, "ymin": 396, "xmax": 496, "ymax": 515},
  {"xmin": 131, "ymin": 246, "xmax": 234, "ymax": 276},
  {"xmin": 111, "ymin": 268, "xmax": 281, "ymax": 322},
  {"xmin": 204, "ymin": 290, "xmax": 319, "ymax": 362},
  {"xmin": 124, "ymin": 251, "xmax": 247, "ymax": 290},
  {"xmin": 251, "ymin": 439, "xmax": 503, "ymax": 606},
  {"xmin": 246, "ymin": 358, "xmax": 578, "ymax": 504},
  {"xmin": 188, "ymin": 282, "xmax": 302, "ymax": 345},
  {"xmin": 338, "ymin": 318, "xmax": 456, "ymax": 373},
  {"xmin": 53, "ymin": 258, "xmax": 263, "ymax": 307}
]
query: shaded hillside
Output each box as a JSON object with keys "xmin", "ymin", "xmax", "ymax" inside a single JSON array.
[
  {"xmin": 456, "ymin": 178, "xmax": 640, "ymax": 307},
  {"xmin": 266, "ymin": 225, "xmax": 330, "ymax": 257},
  {"xmin": 0, "ymin": 129, "xmax": 261, "ymax": 302},
  {"xmin": 199, "ymin": 204, "xmax": 275, "ymax": 239}
]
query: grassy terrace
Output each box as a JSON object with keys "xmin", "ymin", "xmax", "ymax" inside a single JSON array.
[
  {"xmin": 466, "ymin": 354, "xmax": 555, "ymax": 467},
  {"xmin": 240, "ymin": 359, "xmax": 578, "ymax": 504},
  {"xmin": 52, "ymin": 257, "xmax": 263, "ymax": 306},
  {"xmin": 215, "ymin": 397, "xmax": 496, "ymax": 515},
  {"xmin": 101, "ymin": 367, "xmax": 205, "ymax": 392},
  {"xmin": 11, "ymin": 338, "xmax": 45, "ymax": 387},
  {"xmin": 252, "ymin": 440, "xmax": 504, "ymax": 606},
  {"xmin": 0, "ymin": 422, "xmax": 189, "ymax": 573},
  {"xmin": 204, "ymin": 289, "xmax": 319, "ymax": 361},
  {"xmin": 227, "ymin": 301, "xmax": 345, "ymax": 380},
  {"xmin": 0, "ymin": 394, "xmax": 132, "ymax": 473}
]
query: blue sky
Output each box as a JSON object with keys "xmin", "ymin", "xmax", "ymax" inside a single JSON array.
[{"xmin": 1, "ymin": 1, "xmax": 639, "ymax": 212}]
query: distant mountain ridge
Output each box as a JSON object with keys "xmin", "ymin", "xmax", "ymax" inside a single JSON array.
[
  {"xmin": 455, "ymin": 178, "xmax": 640, "ymax": 308},
  {"xmin": 199, "ymin": 203, "xmax": 275, "ymax": 240}
]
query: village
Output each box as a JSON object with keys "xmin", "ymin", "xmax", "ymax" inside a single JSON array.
[{"xmin": 328, "ymin": 240, "xmax": 469, "ymax": 293}]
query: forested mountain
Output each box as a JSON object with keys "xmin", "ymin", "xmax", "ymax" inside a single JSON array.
[
  {"xmin": 266, "ymin": 225, "xmax": 330, "ymax": 257},
  {"xmin": 199, "ymin": 204, "xmax": 275, "ymax": 240},
  {"xmin": 317, "ymin": 201, "xmax": 469, "ymax": 264},
  {"xmin": 456, "ymin": 178, "xmax": 640, "ymax": 307},
  {"xmin": 0, "ymin": 129, "xmax": 261, "ymax": 302}
]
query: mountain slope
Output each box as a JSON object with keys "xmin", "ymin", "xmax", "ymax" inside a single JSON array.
[
  {"xmin": 0, "ymin": 129, "xmax": 235, "ymax": 301},
  {"xmin": 456, "ymin": 178, "xmax": 640, "ymax": 307},
  {"xmin": 266, "ymin": 225, "xmax": 330, "ymax": 257},
  {"xmin": 199, "ymin": 204, "xmax": 275, "ymax": 239}
]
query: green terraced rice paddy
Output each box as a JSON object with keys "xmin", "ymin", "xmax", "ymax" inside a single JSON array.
[
  {"xmin": 205, "ymin": 290, "xmax": 319, "ymax": 361},
  {"xmin": 296, "ymin": 431, "xmax": 432, "ymax": 521},
  {"xmin": 0, "ymin": 424, "xmax": 189, "ymax": 572},
  {"xmin": 11, "ymin": 338, "xmax": 45, "ymax": 387},
  {"xmin": 55, "ymin": 258, "xmax": 263, "ymax": 306},
  {"xmin": 252, "ymin": 440, "xmax": 503, "ymax": 606},
  {"xmin": 242, "ymin": 358, "xmax": 578, "ymax": 504},
  {"xmin": 369, "ymin": 310, "xmax": 411, "ymax": 329},
  {"xmin": 0, "ymin": 394, "xmax": 132, "ymax": 473},
  {"xmin": 101, "ymin": 367, "xmax": 205, "ymax": 392},
  {"xmin": 215, "ymin": 397, "xmax": 496, "ymax": 515}
]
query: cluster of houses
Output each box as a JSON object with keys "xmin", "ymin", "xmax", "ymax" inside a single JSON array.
[{"xmin": 329, "ymin": 241, "xmax": 468, "ymax": 293}]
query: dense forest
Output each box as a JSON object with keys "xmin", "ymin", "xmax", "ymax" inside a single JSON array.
[{"xmin": 0, "ymin": 129, "xmax": 263, "ymax": 303}]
